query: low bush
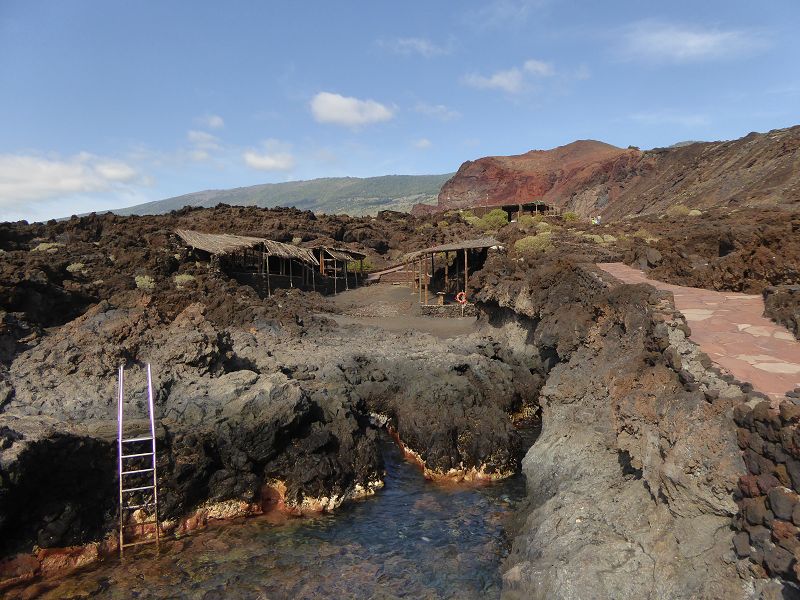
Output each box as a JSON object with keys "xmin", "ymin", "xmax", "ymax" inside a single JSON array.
[
  {"xmin": 66, "ymin": 262, "xmax": 85, "ymax": 274},
  {"xmin": 666, "ymin": 204, "xmax": 691, "ymax": 217},
  {"xmin": 514, "ymin": 232, "xmax": 553, "ymax": 254},
  {"xmin": 33, "ymin": 242, "xmax": 63, "ymax": 253},
  {"xmin": 135, "ymin": 275, "xmax": 155, "ymax": 291},
  {"xmin": 562, "ymin": 212, "xmax": 578, "ymax": 222},
  {"xmin": 481, "ymin": 208, "xmax": 509, "ymax": 230},
  {"xmin": 174, "ymin": 274, "xmax": 196, "ymax": 289}
]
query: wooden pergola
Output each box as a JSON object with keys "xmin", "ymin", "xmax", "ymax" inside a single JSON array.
[
  {"xmin": 175, "ymin": 229, "xmax": 320, "ymax": 296},
  {"xmin": 400, "ymin": 237, "xmax": 501, "ymax": 305},
  {"xmin": 315, "ymin": 247, "xmax": 367, "ymax": 294}
]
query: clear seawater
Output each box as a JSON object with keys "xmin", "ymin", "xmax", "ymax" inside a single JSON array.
[{"xmin": 20, "ymin": 433, "xmax": 528, "ymax": 599}]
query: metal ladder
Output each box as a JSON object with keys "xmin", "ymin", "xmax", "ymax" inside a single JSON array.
[{"xmin": 117, "ymin": 363, "xmax": 161, "ymax": 557}]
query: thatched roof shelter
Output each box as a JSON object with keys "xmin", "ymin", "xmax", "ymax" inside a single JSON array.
[
  {"xmin": 401, "ymin": 237, "xmax": 501, "ymax": 263},
  {"xmin": 175, "ymin": 229, "xmax": 318, "ymax": 266},
  {"xmin": 320, "ymin": 247, "xmax": 367, "ymax": 262}
]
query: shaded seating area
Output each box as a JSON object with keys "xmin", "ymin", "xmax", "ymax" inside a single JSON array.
[
  {"xmin": 176, "ymin": 229, "xmax": 321, "ymax": 296},
  {"xmin": 470, "ymin": 200, "xmax": 556, "ymax": 221},
  {"xmin": 314, "ymin": 247, "xmax": 367, "ymax": 294},
  {"xmin": 399, "ymin": 237, "xmax": 501, "ymax": 305}
]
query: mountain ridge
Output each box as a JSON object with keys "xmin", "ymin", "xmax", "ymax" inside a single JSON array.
[{"xmin": 112, "ymin": 173, "xmax": 453, "ymax": 217}]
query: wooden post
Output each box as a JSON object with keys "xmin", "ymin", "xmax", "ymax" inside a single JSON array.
[
  {"xmin": 266, "ymin": 253, "xmax": 271, "ymax": 297},
  {"xmin": 444, "ymin": 251, "xmax": 448, "ymax": 294},
  {"xmin": 463, "ymin": 248, "xmax": 468, "ymax": 296},
  {"xmin": 424, "ymin": 254, "xmax": 429, "ymax": 305},
  {"xmin": 418, "ymin": 259, "xmax": 423, "ymax": 303},
  {"xmin": 289, "ymin": 259, "xmax": 294, "ymax": 287},
  {"xmin": 344, "ymin": 259, "xmax": 349, "ymax": 290},
  {"xmin": 359, "ymin": 258, "xmax": 363, "ymax": 287},
  {"xmin": 334, "ymin": 260, "xmax": 338, "ymax": 294}
]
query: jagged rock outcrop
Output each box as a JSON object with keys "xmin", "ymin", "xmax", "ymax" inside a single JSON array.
[
  {"xmin": 0, "ymin": 293, "xmax": 539, "ymax": 563},
  {"xmin": 419, "ymin": 126, "xmax": 800, "ymax": 219},
  {"xmin": 764, "ymin": 285, "xmax": 800, "ymax": 340},
  {"xmin": 473, "ymin": 256, "xmax": 758, "ymax": 599}
]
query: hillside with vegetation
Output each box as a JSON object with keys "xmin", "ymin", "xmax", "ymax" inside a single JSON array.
[{"xmin": 112, "ymin": 174, "xmax": 452, "ymax": 217}]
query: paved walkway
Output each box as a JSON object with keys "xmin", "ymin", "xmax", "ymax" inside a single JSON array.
[{"xmin": 598, "ymin": 263, "xmax": 800, "ymax": 400}]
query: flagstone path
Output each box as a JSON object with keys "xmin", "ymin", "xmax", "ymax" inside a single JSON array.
[{"xmin": 598, "ymin": 262, "xmax": 800, "ymax": 400}]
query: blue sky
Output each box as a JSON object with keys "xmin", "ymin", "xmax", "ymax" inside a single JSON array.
[{"xmin": 1, "ymin": 1, "xmax": 799, "ymax": 222}]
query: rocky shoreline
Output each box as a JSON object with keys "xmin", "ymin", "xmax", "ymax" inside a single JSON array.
[{"xmin": 3, "ymin": 206, "xmax": 800, "ymax": 597}]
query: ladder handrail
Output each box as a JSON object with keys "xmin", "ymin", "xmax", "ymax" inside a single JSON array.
[{"xmin": 117, "ymin": 363, "xmax": 160, "ymax": 558}]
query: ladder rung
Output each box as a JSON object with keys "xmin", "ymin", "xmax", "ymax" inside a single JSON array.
[
  {"xmin": 121, "ymin": 468, "xmax": 154, "ymax": 475},
  {"xmin": 121, "ymin": 539, "xmax": 159, "ymax": 548},
  {"xmin": 122, "ymin": 519, "xmax": 158, "ymax": 527},
  {"xmin": 123, "ymin": 502, "xmax": 156, "ymax": 510},
  {"xmin": 122, "ymin": 485, "xmax": 155, "ymax": 493},
  {"xmin": 121, "ymin": 452, "xmax": 154, "ymax": 459},
  {"xmin": 121, "ymin": 436, "xmax": 153, "ymax": 443}
]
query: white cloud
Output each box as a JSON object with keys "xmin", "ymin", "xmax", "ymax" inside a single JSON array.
[
  {"xmin": 463, "ymin": 68, "xmax": 524, "ymax": 93},
  {"xmin": 523, "ymin": 59, "xmax": 554, "ymax": 76},
  {"xmin": 466, "ymin": 0, "xmax": 548, "ymax": 28},
  {"xmin": 197, "ymin": 114, "xmax": 225, "ymax": 129},
  {"xmin": 186, "ymin": 130, "xmax": 221, "ymax": 162},
  {"xmin": 463, "ymin": 58, "xmax": 554, "ymax": 94},
  {"xmin": 413, "ymin": 138, "xmax": 432, "ymax": 149},
  {"xmin": 379, "ymin": 37, "xmax": 451, "ymax": 57},
  {"xmin": 243, "ymin": 139, "xmax": 296, "ymax": 172},
  {"xmin": 415, "ymin": 102, "xmax": 461, "ymax": 121},
  {"xmin": 0, "ymin": 152, "xmax": 141, "ymax": 209},
  {"xmin": 620, "ymin": 21, "xmax": 766, "ymax": 63},
  {"xmin": 310, "ymin": 92, "xmax": 394, "ymax": 127},
  {"xmin": 187, "ymin": 130, "xmax": 219, "ymax": 148}
]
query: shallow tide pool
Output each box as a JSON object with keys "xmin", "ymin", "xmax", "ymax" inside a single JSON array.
[{"xmin": 23, "ymin": 434, "xmax": 528, "ymax": 599}]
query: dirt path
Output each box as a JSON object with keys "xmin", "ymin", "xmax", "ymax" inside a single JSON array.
[
  {"xmin": 322, "ymin": 283, "xmax": 477, "ymax": 339},
  {"xmin": 598, "ymin": 262, "xmax": 800, "ymax": 399}
]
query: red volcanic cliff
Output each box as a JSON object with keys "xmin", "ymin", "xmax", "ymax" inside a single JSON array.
[{"xmin": 418, "ymin": 126, "xmax": 800, "ymax": 218}]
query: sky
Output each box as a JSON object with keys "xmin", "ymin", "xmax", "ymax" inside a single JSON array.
[{"xmin": 1, "ymin": 1, "xmax": 799, "ymax": 222}]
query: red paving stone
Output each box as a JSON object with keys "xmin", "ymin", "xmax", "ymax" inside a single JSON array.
[{"xmin": 598, "ymin": 263, "xmax": 800, "ymax": 400}]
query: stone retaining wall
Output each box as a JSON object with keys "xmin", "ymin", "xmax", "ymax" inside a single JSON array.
[
  {"xmin": 734, "ymin": 399, "xmax": 800, "ymax": 581},
  {"xmin": 419, "ymin": 303, "xmax": 477, "ymax": 318}
]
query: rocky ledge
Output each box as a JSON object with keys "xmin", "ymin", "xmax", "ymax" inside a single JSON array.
[
  {"xmin": 0, "ymin": 289, "xmax": 540, "ymax": 583},
  {"xmin": 471, "ymin": 255, "xmax": 794, "ymax": 599}
]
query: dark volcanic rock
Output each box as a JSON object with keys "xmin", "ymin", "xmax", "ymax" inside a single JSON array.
[{"xmin": 763, "ymin": 285, "xmax": 800, "ymax": 340}]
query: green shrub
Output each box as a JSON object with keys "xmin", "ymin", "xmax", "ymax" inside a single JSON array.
[
  {"xmin": 514, "ymin": 232, "xmax": 553, "ymax": 254},
  {"xmin": 582, "ymin": 233, "xmax": 605, "ymax": 244},
  {"xmin": 516, "ymin": 214, "xmax": 536, "ymax": 229},
  {"xmin": 135, "ymin": 275, "xmax": 155, "ymax": 291},
  {"xmin": 437, "ymin": 220, "xmax": 449, "ymax": 229},
  {"xmin": 33, "ymin": 242, "xmax": 63, "ymax": 253},
  {"xmin": 688, "ymin": 209, "xmax": 703, "ymax": 217},
  {"xmin": 602, "ymin": 234, "xmax": 618, "ymax": 243},
  {"xmin": 174, "ymin": 274, "xmax": 196, "ymax": 289},
  {"xmin": 632, "ymin": 228, "xmax": 659, "ymax": 243},
  {"xmin": 347, "ymin": 258, "xmax": 375, "ymax": 273},
  {"xmin": 535, "ymin": 221, "xmax": 552, "ymax": 232},
  {"xmin": 562, "ymin": 212, "xmax": 578, "ymax": 222},
  {"xmin": 666, "ymin": 204, "xmax": 691, "ymax": 217},
  {"xmin": 481, "ymin": 208, "xmax": 509, "ymax": 230},
  {"xmin": 66, "ymin": 262, "xmax": 85, "ymax": 274}
]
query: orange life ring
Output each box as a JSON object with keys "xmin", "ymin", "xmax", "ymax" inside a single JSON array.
[{"xmin": 456, "ymin": 291, "xmax": 467, "ymax": 305}]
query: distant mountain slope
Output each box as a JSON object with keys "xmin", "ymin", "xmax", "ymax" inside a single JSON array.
[
  {"xmin": 420, "ymin": 126, "xmax": 800, "ymax": 218},
  {"xmin": 114, "ymin": 174, "xmax": 453, "ymax": 217}
]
